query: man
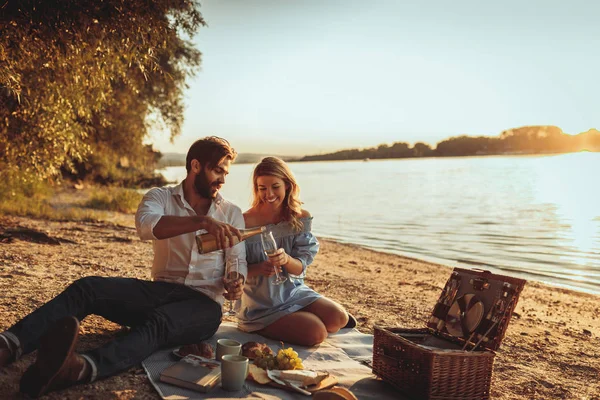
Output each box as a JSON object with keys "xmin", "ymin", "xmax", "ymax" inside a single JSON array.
[{"xmin": 0, "ymin": 136, "xmax": 247, "ymax": 397}]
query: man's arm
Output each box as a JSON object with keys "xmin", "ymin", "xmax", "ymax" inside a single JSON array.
[
  {"xmin": 135, "ymin": 188, "xmax": 241, "ymax": 245},
  {"xmin": 152, "ymin": 215, "xmax": 210, "ymax": 240}
]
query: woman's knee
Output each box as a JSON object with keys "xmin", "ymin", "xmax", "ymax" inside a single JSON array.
[
  {"xmin": 304, "ymin": 327, "xmax": 328, "ymax": 346},
  {"xmin": 323, "ymin": 309, "xmax": 349, "ymax": 333},
  {"xmin": 287, "ymin": 325, "xmax": 327, "ymax": 347},
  {"xmin": 312, "ymin": 300, "xmax": 348, "ymax": 333}
]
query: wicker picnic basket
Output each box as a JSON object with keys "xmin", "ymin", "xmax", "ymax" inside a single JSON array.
[{"xmin": 373, "ymin": 268, "xmax": 526, "ymax": 400}]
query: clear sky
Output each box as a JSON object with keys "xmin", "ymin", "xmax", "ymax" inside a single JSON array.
[{"xmin": 146, "ymin": 0, "xmax": 600, "ymax": 156}]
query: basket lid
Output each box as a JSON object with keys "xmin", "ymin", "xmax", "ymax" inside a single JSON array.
[{"xmin": 427, "ymin": 268, "xmax": 526, "ymax": 351}]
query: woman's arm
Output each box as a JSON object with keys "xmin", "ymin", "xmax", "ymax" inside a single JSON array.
[
  {"xmin": 267, "ymin": 210, "xmax": 317, "ymax": 277},
  {"xmin": 247, "ymin": 261, "xmax": 282, "ymax": 278},
  {"xmin": 267, "ymin": 251, "xmax": 303, "ymax": 276}
]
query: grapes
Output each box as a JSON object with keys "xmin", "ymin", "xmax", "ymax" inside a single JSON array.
[{"xmin": 252, "ymin": 345, "xmax": 304, "ymax": 370}]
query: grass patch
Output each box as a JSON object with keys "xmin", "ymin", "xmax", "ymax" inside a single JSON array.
[
  {"xmin": 84, "ymin": 187, "xmax": 143, "ymax": 214},
  {"xmin": 0, "ymin": 198, "xmax": 108, "ymax": 222},
  {"xmin": 0, "ymin": 175, "xmax": 142, "ymax": 221}
]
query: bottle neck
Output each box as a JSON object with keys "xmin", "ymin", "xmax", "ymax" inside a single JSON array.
[{"xmin": 241, "ymin": 226, "xmax": 266, "ymax": 239}]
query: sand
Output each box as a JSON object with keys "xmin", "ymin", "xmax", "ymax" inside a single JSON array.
[{"xmin": 0, "ymin": 213, "xmax": 598, "ymax": 399}]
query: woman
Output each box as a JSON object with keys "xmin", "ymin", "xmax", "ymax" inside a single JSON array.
[{"xmin": 237, "ymin": 157, "xmax": 351, "ymax": 346}]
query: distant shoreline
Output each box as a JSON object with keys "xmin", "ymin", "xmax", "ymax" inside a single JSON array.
[{"xmin": 158, "ymin": 148, "xmax": 598, "ymax": 168}]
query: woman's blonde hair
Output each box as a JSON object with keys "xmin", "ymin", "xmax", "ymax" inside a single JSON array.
[{"xmin": 251, "ymin": 157, "xmax": 304, "ymax": 231}]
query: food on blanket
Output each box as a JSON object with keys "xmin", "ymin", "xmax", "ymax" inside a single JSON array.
[
  {"xmin": 242, "ymin": 341, "xmax": 274, "ymax": 360},
  {"xmin": 270, "ymin": 369, "xmax": 329, "ymax": 387},
  {"xmin": 313, "ymin": 387, "xmax": 359, "ymax": 400},
  {"xmin": 248, "ymin": 363, "xmax": 271, "ymax": 384},
  {"xmin": 275, "ymin": 347, "xmax": 304, "ymax": 370},
  {"xmin": 254, "ymin": 346, "xmax": 304, "ymax": 370},
  {"xmin": 178, "ymin": 342, "xmax": 214, "ymax": 359},
  {"xmin": 254, "ymin": 347, "xmax": 304, "ymax": 370},
  {"xmin": 249, "ymin": 364, "xmax": 332, "ymax": 390},
  {"xmin": 254, "ymin": 352, "xmax": 277, "ymax": 370}
]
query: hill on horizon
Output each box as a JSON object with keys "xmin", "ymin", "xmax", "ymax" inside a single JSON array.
[{"xmin": 157, "ymin": 152, "xmax": 300, "ymax": 168}]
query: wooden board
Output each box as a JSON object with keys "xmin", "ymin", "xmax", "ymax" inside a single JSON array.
[{"xmin": 268, "ymin": 375, "xmax": 338, "ymax": 394}]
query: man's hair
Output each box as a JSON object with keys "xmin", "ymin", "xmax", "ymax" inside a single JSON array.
[{"xmin": 185, "ymin": 136, "xmax": 237, "ymax": 172}]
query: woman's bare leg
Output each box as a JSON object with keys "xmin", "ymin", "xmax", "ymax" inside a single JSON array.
[
  {"xmin": 257, "ymin": 311, "xmax": 328, "ymax": 346},
  {"xmin": 302, "ymin": 297, "xmax": 349, "ymax": 333}
]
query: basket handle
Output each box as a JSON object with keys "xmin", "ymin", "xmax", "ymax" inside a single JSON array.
[
  {"xmin": 378, "ymin": 352, "xmax": 400, "ymax": 368},
  {"xmin": 377, "ymin": 345, "xmax": 419, "ymax": 371}
]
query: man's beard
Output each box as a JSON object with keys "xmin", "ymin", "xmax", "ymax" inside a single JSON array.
[{"xmin": 193, "ymin": 172, "xmax": 219, "ymax": 199}]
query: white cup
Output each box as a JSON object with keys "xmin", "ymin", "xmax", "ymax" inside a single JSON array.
[
  {"xmin": 221, "ymin": 354, "xmax": 249, "ymax": 391},
  {"xmin": 216, "ymin": 339, "xmax": 241, "ymax": 361}
]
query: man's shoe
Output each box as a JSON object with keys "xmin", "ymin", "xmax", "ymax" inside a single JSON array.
[
  {"xmin": 0, "ymin": 348, "xmax": 13, "ymax": 369},
  {"xmin": 19, "ymin": 316, "xmax": 86, "ymax": 398},
  {"xmin": 0, "ymin": 340, "xmax": 14, "ymax": 369}
]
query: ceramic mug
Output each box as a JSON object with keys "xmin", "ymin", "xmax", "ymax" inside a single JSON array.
[
  {"xmin": 220, "ymin": 354, "xmax": 249, "ymax": 391},
  {"xmin": 216, "ymin": 339, "xmax": 242, "ymax": 361}
]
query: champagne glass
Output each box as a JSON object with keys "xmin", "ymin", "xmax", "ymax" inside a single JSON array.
[
  {"xmin": 223, "ymin": 257, "xmax": 240, "ymax": 316},
  {"xmin": 260, "ymin": 231, "xmax": 287, "ymax": 285}
]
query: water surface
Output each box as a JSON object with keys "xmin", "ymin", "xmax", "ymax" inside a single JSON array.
[{"xmin": 159, "ymin": 153, "xmax": 600, "ymax": 294}]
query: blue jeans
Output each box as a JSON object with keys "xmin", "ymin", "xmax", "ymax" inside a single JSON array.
[{"xmin": 6, "ymin": 276, "xmax": 222, "ymax": 380}]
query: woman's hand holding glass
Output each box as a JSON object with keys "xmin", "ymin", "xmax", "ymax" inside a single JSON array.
[
  {"xmin": 253, "ymin": 249, "xmax": 288, "ymax": 277},
  {"xmin": 254, "ymin": 259, "xmax": 282, "ymax": 277},
  {"xmin": 266, "ymin": 248, "xmax": 289, "ymax": 269},
  {"xmin": 260, "ymin": 231, "xmax": 287, "ymax": 285}
]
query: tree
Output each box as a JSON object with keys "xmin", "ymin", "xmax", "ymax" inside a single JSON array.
[
  {"xmin": 0, "ymin": 0, "xmax": 204, "ymax": 184},
  {"xmin": 412, "ymin": 142, "xmax": 433, "ymax": 157}
]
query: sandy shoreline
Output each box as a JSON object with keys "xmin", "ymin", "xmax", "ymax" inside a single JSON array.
[{"xmin": 0, "ymin": 214, "xmax": 599, "ymax": 399}]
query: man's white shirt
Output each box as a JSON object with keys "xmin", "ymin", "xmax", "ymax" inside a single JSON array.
[{"xmin": 135, "ymin": 182, "xmax": 247, "ymax": 305}]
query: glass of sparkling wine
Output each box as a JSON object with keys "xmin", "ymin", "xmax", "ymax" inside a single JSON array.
[
  {"xmin": 224, "ymin": 257, "xmax": 240, "ymax": 316},
  {"xmin": 260, "ymin": 231, "xmax": 287, "ymax": 285}
]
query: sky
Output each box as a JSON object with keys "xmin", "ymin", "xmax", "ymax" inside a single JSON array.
[{"xmin": 146, "ymin": 0, "xmax": 600, "ymax": 156}]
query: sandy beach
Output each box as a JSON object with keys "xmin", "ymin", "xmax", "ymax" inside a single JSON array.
[{"xmin": 0, "ymin": 213, "xmax": 599, "ymax": 399}]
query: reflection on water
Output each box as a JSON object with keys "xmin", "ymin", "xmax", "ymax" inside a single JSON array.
[{"xmin": 158, "ymin": 152, "xmax": 600, "ymax": 294}]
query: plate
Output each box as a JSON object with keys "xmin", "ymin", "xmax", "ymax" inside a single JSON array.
[
  {"xmin": 173, "ymin": 352, "xmax": 219, "ymax": 367},
  {"xmin": 445, "ymin": 293, "xmax": 484, "ymax": 337},
  {"xmin": 172, "ymin": 348, "xmax": 217, "ymax": 362},
  {"xmin": 172, "ymin": 347, "xmax": 185, "ymax": 359}
]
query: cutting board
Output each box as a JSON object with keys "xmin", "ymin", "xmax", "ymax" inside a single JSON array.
[{"xmin": 268, "ymin": 375, "xmax": 338, "ymax": 393}]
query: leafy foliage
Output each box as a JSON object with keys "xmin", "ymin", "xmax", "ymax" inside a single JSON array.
[{"xmin": 0, "ymin": 0, "xmax": 204, "ymax": 184}]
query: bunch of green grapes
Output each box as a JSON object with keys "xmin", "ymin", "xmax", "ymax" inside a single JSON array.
[
  {"xmin": 275, "ymin": 347, "xmax": 304, "ymax": 370},
  {"xmin": 253, "ymin": 348, "xmax": 277, "ymax": 370}
]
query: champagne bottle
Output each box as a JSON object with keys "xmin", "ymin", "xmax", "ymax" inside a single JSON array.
[{"xmin": 196, "ymin": 226, "xmax": 266, "ymax": 254}]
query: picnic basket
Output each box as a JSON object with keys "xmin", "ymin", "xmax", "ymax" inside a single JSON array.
[{"xmin": 372, "ymin": 268, "xmax": 526, "ymax": 400}]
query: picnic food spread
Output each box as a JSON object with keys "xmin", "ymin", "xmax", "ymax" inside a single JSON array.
[
  {"xmin": 241, "ymin": 341, "xmax": 274, "ymax": 360},
  {"xmin": 255, "ymin": 346, "xmax": 305, "ymax": 370},
  {"xmin": 177, "ymin": 342, "xmax": 214, "ymax": 359},
  {"xmin": 244, "ymin": 341, "xmax": 336, "ymax": 395}
]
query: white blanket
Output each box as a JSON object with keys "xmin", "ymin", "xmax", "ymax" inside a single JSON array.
[{"xmin": 142, "ymin": 323, "xmax": 402, "ymax": 399}]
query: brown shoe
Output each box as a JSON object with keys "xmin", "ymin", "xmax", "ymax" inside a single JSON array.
[
  {"xmin": 0, "ymin": 333, "xmax": 18, "ymax": 369},
  {"xmin": 0, "ymin": 341, "xmax": 14, "ymax": 369},
  {"xmin": 19, "ymin": 316, "xmax": 86, "ymax": 398}
]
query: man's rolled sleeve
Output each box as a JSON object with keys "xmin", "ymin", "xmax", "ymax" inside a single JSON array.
[{"xmin": 135, "ymin": 188, "xmax": 167, "ymax": 241}]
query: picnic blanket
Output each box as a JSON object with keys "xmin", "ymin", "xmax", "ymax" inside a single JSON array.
[{"xmin": 142, "ymin": 322, "xmax": 402, "ymax": 399}]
